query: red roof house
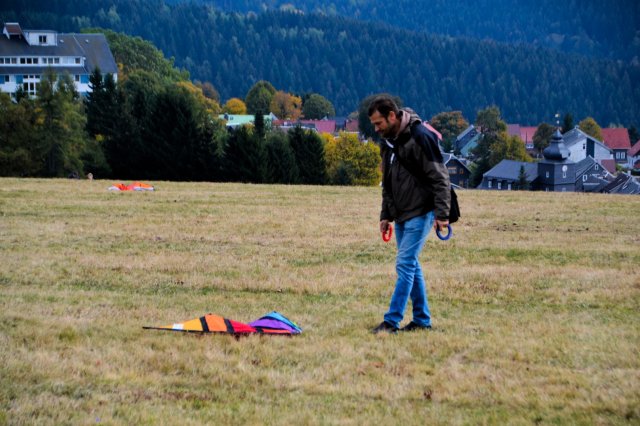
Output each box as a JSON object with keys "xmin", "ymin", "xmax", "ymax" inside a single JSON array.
[
  {"xmin": 507, "ymin": 124, "xmax": 538, "ymax": 151},
  {"xmin": 601, "ymin": 128, "xmax": 631, "ymax": 150},
  {"xmin": 627, "ymin": 141, "xmax": 640, "ymax": 169},
  {"xmin": 628, "ymin": 141, "xmax": 640, "ymax": 157},
  {"xmin": 299, "ymin": 119, "xmax": 336, "ymax": 134},
  {"xmin": 272, "ymin": 119, "xmax": 336, "ymax": 134},
  {"xmin": 601, "ymin": 128, "xmax": 631, "ymax": 163},
  {"xmin": 345, "ymin": 119, "xmax": 359, "ymax": 133}
]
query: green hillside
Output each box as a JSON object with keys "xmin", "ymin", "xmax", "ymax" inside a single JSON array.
[
  {"xmin": 1, "ymin": 0, "xmax": 639, "ymax": 125},
  {"xmin": 204, "ymin": 0, "xmax": 640, "ymax": 63}
]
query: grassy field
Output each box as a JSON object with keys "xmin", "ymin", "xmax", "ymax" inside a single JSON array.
[{"xmin": 0, "ymin": 178, "xmax": 638, "ymax": 425}]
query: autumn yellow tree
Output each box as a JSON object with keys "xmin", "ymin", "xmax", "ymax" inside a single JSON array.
[
  {"xmin": 489, "ymin": 133, "xmax": 532, "ymax": 165},
  {"xmin": 176, "ymin": 81, "xmax": 221, "ymax": 116},
  {"xmin": 223, "ymin": 98, "xmax": 247, "ymax": 114},
  {"xmin": 270, "ymin": 91, "xmax": 302, "ymax": 120},
  {"xmin": 325, "ymin": 132, "xmax": 381, "ymax": 186},
  {"xmin": 578, "ymin": 117, "xmax": 603, "ymax": 141},
  {"xmin": 430, "ymin": 111, "xmax": 469, "ymax": 153}
]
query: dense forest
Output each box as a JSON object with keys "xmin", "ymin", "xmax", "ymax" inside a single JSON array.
[
  {"xmin": 1, "ymin": 0, "xmax": 639, "ymax": 127},
  {"xmin": 201, "ymin": 0, "xmax": 640, "ymax": 63}
]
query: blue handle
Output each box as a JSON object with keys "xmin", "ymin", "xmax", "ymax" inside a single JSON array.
[{"xmin": 436, "ymin": 224, "xmax": 453, "ymax": 241}]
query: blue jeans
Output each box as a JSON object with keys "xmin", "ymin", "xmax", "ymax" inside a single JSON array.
[{"xmin": 383, "ymin": 212, "xmax": 434, "ymax": 328}]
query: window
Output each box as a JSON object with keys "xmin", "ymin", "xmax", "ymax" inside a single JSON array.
[
  {"xmin": 546, "ymin": 171, "xmax": 550, "ymax": 178},
  {"xmin": 54, "ymin": 58, "xmax": 59, "ymax": 64},
  {"xmin": 488, "ymin": 180, "xmax": 492, "ymax": 189},
  {"xmin": 39, "ymin": 35, "xmax": 47, "ymax": 44},
  {"xmin": 75, "ymin": 57, "xmax": 81, "ymax": 64},
  {"xmin": 448, "ymin": 167, "xmax": 457, "ymax": 175},
  {"xmin": 583, "ymin": 174, "xmax": 588, "ymax": 182},
  {"xmin": 11, "ymin": 58, "xmax": 17, "ymax": 64},
  {"xmin": 562, "ymin": 170, "xmax": 567, "ymax": 178},
  {"xmin": 4, "ymin": 76, "xmax": 8, "ymax": 83},
  {"xmin": 507, "ymin": 183, "xmax": 512, "ymax": 190},
  {"xmin": 498, "ymin": 182, "xmax": 502, "ymax": 190},
  {"xmin": 20, "ymin": 58, "xmax": 25, "ymax": 64},
  {"xmin": 74, "ymin": 75, "xmax": 80, "ymax": 82},
  {"xmin": 0, "ymin": 58, "xmax": 3, "ymax": 64},
  {"xmin": 595, "ymin": 165, "xmax": 599, "ymax": 171}
]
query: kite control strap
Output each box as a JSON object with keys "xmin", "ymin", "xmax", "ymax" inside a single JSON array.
[
  {"xmin": 436, "ymin": 224, "xmax": 453, "ymax": 241},
  {"xmin": 382, "ymin": 224, "xmax": 393, "ymax": 242}
]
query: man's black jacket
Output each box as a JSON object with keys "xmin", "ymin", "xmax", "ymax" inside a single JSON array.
[{"xmin": 380, "ymin": 110, "xmax": 451, "ymax": 223}]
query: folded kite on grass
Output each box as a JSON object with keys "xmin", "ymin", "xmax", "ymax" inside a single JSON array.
[{"xmin": 143, "ymin": 311, "xmax": 301, "ymax": 336}]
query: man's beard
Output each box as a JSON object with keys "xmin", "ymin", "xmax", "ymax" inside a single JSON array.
[{"xmin": 380, "ymin": 127, "xmax": 395, "ymax": 139}]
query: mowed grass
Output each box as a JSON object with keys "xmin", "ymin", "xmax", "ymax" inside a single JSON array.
[{"xmin": 0, "ymin": 178, "xmax": 638, "ymax": 425}]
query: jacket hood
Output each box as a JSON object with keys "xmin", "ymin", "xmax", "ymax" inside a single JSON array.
[{"xmin": 395, "ymin": 108, "xmax": 422, "ymax": 139}]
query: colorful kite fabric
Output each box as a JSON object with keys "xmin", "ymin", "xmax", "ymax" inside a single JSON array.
[
  {"xmin": 108, "ymin": 182, "xmax": 155, "ymax": 191},
  {"xmin": 249, "ymin": 311, "xmax": 302, "ymax": 335},
  {"xmin": 144, "ymin": 311, "xmax": 301, "ymax": 336},
  {"xmin": 143, "ymin": 313, "xmax": 256, "ymax": 334}
]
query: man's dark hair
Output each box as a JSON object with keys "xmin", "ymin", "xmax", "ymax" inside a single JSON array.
[{"xmin": 368, "ymin": 95, "xmax": 399, "ymax": 118}]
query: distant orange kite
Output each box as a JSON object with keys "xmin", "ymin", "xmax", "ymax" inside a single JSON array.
[{"xmin": 108, "ymin": 182, "xmax": 155, "ymax": 191}]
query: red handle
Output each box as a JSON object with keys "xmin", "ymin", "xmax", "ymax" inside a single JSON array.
[{"xmin": 382, "ymin": 224, "xmax": 393, "ymax": 242}]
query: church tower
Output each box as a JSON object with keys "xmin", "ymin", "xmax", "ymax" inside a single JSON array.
[{"xmin": 537, "ymin": 129, "xmax": 576, "ymax": 192}]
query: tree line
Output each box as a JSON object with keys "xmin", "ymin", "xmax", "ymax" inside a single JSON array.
[
  {"xmin": 2, "ymin": 0, "xmax": 638, "ymax": 128},
  {"xmin": 0, "ymin": 31, "xmax": 380, "ymax": 185}
]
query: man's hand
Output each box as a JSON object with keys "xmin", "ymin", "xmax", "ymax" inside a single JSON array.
[
  {"xmin": 434, "ymin": 219, "xmax": 449, "ymax": 232},
  {"xmin": 380, "ymin": 220, "xmax": 391, "ymax": 234}
]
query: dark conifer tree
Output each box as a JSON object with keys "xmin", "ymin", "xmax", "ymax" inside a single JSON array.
[
  {"xmin": 85, "ymin": 67, "xmax": 104, "ymax": 137},
  {"xmin": 254, "ymin": 111, "xmax": 266, "ymax": 140},
  {"xmin": 288, "ymin": 126, "xmax": 327, "ymax": 185},
  {"xmin": 223, "ymin": 126, "xmax": 267, "ymax": 183},
  {"xmin": 265, "ymin": 131, "xmax": 299, "ymax": 184},
  {"xmin": 517, "ymin": 165, "xmax": 530, "ymax": 190},
  {"xmin": 562, "ymin": 113, "xmax": 574, "ymax": 133}
]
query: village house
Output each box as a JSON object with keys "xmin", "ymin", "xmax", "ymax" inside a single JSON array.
[
  {"xmin": 602, "ymin": 173, "xmax": 640, "ymax": 194},
  {"xmin": 560, "ymin": 127, "xmax": 614, "ymax": 170},
  {"xmin": 480, "ymin": 160, "xmax": 538, "ymax": 191},
  {"xmin": 443, "ymin": 153, "xmax": 471, "ymax": 188},
  {"xmin": 478, "ymin": 129, "xmax": 636, "ymax": 194},
  {"xmin": 601, "ymin": 127, "xmax": 632, "ymax": 164},
  {"xmin": 218, "ymin": 113, "xmax": 277, "ymax": 129},
  {"xmin": 0, "ymin": 22, "xmax": 117, "ymax": 97},
  {"xmin": 454, "ymin": 125, "xmax": 480, "ymax": 157},
  {"xmin": 507, "ymin": 124, "xmax": 537, "ymax": 155},
  {"xmin": 626, "ymin": 141, "xmax": 640, "ymax": 170}
]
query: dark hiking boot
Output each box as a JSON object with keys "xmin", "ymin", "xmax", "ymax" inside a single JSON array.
[
  {"xmin": 371, "ymin": 321, "xmax": 398, "ymax": 334},
  {"xmin": 400, "ymin": 321, "xmax": 432, "ymax": 332}
]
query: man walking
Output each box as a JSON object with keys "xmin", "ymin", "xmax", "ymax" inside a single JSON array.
[{"xmin": 368, "ymin": 95, "xmax": 451, "ymax": 334}]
